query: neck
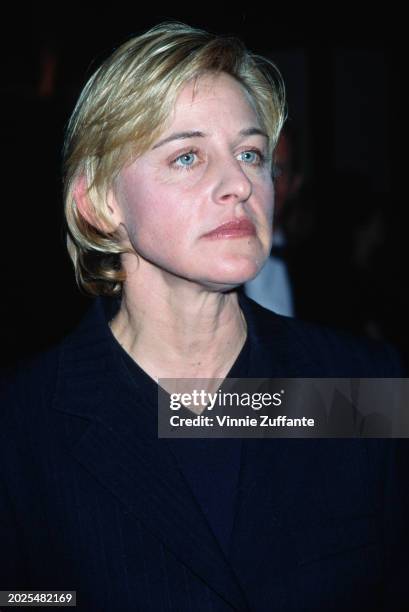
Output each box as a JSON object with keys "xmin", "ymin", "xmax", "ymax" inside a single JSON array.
[{"xmin": 109, "ymin": 261, "xmax": 247, "ymax": 382}]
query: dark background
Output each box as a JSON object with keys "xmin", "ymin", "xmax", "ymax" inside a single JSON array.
[{"xmin": 1, "ymin": 7, "xmax": 407, "ymax": 369}]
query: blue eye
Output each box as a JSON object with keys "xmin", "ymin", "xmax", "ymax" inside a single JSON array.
[
  {"xmin": 239, "ymin": 150, "xmax": 263, "ymax": 165},
  {"xmin": 175, "ymin": 152, "xmax": 197, "ymax": 167}
]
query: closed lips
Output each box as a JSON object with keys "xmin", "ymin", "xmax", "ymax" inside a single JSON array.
[{"xmin": 202, "ymin": 219, "xmax": 256, "ymax": 238}]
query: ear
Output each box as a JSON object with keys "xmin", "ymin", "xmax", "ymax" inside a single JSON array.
[{"xmin": 73, "ymin": 174, "xmax": 121, "ymax": 233}]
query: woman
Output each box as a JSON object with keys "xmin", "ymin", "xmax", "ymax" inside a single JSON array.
[{"xmin": 0, "ymin": 22, "xmax": 408, "ymax": 611}]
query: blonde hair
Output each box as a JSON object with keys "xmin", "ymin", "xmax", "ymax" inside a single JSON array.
[{"xmin": 63, "ymin": 22, "xmax": 286, "ymax": 296}]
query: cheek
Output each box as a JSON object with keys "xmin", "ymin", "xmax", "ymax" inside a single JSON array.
[{"xmin": 122, "ymin": 187, "xmax": 189, "ymax": 250}]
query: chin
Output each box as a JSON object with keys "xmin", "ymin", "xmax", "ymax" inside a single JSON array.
[{"xmin": 197, "ymin": 256, "xmax": 266, "ymax": 289}]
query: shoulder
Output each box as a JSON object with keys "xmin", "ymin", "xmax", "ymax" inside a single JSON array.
[
  {"xmin": 0, "ymin": 295, "xmax": 119, "ymax": 430},
  {"xmin": 239, "ymin": 294, "xmax": 405, "ymax": 377},
  {"xmin": 0, "ymin": 344, "xmax": 64, "ymax": 501},
  {"xmin": 0, "ymin": 344, "xmax": 61, "ymax": 432}
]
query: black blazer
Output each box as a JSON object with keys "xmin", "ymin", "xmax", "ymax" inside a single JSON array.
[{"xmin": 1, "ymin": 295, "xmax": 408, "ymax": 611}]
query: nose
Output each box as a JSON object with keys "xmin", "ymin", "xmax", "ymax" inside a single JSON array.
[{"xmin": 211, "ymin": 158, "xmax": 252, "ymax": 205}]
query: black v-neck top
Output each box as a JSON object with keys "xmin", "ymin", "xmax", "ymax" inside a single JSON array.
[{"xmin": 112, "ymin": 325, "xmax": 251, "ymax": 557}]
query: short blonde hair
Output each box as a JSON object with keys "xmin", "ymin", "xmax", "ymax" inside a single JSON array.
[{"xmin": 63, "ymin": 22, "xmax": 286, "ymax": 296}]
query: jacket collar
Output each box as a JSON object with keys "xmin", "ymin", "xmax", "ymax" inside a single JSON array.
[{"xmin": 238, "ymin": 291, "xmax": 323, "ymax": 377}]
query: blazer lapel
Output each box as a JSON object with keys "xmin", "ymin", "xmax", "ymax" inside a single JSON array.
[{"xmin": 54, "ymin": 298, "xmax": 249, "ymax": 612}]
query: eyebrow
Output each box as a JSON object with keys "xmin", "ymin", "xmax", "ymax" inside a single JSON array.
[{"xmin": 152, "ymin": 127, "xmax": 269, "ymax": 149}]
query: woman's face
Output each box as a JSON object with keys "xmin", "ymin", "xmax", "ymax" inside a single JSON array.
[{"xmin": 112, "ymin": 72, "xmax": 274, "ymax": 291}]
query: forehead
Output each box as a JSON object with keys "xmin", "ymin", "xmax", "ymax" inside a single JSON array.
[{"xmin": 168, "ymin": 72, "xmax": 261, "ymax": 127}]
